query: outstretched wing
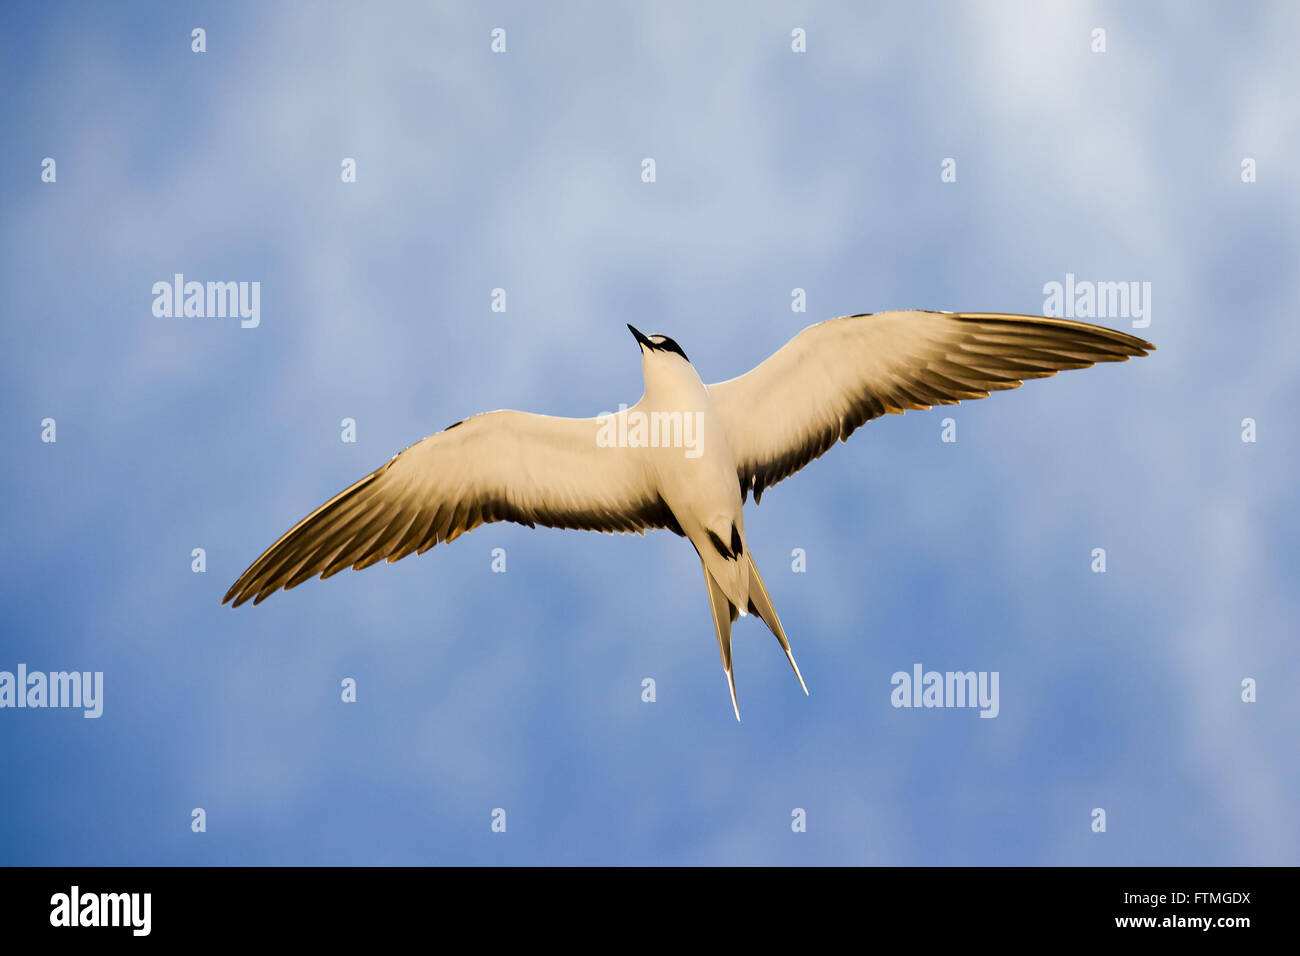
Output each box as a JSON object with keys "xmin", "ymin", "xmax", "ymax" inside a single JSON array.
[
  {"xmin": 224, "ymin": 409, "xmax": 677, "ymax": 607},
  {"xmin": 708, "ymin": 311, "xmax": 1154, "ymax": 503}
]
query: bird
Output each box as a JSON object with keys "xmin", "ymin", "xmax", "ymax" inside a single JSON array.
[{"xmin": 224, "ymin": 310, "xmax": 1154, "ymax": 719}]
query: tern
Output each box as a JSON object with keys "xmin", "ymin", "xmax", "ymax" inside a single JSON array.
[{"xmin": 224, "ymin": 310, "xmax": 1153, "ymax": 719}]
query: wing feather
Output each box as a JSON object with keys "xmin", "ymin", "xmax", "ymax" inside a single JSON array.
[
  {"xmin": 708, "ymin": 311, "xmax": 1154, "ymax": 503},
  {"xmin": 224, "ymin": 409, "xmax": 676, "ymax": 607}
]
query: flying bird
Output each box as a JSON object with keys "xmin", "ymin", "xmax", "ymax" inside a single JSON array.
[{"xmin": 224, "ymin": 311, "xmax": 1153, "ymax": 719}]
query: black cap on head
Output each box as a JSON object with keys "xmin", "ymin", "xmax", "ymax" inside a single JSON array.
[{"xmin": 627, "ymin": 324, "xmax": 689, "ymax": 363}]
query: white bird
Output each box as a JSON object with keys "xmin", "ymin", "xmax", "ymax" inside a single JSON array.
[{"xmin": 224, "ymin": 310, "xmax": 1153, "ymax": 719}]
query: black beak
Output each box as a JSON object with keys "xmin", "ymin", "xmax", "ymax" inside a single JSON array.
[{"xmin": 627, "ymin": 324, "xmax": 652, "ymax": 350}]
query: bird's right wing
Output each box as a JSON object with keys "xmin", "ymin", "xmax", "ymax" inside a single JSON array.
[
  {"xmin": 708, "ymin": 310, "xmax": 1154, "ymax": 503},
  {"xmin": 224, "ymin": 409, "xmax": 676, "ymax": 607}
]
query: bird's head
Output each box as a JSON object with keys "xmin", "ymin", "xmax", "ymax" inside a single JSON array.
[{"xmin": 627, "ymin": 324, "xmax": 690, "ymax": 365}]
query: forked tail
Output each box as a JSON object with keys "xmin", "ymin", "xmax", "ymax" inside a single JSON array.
[
  {"xmin": 702, "ymin": 552, "xmax": 809, "ymax": 721},
  {"xmin": 702, "ymin": 564, "xmax": 740, "ymax": 720},
  {"xmin": 745, "ymin": 552, "xmax": 809, "ymax": 697}
]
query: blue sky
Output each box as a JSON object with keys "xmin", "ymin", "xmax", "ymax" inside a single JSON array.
[{"xmin": 2, "ymin": 1, "xmax": 1296, "ymax": 865}]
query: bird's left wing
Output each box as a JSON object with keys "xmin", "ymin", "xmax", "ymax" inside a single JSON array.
[
  {"xmin": 708, "ymin": 310, "xmax": 1154, "ymax": 503},
  {"xmin": 224, "ymin": 409, "xmax": 675, "ymax": 607}
]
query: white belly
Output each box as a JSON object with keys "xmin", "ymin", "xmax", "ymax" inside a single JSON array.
[{"xmin": 638, "ymin": 381, "xmax": 749, "ymax": 610}]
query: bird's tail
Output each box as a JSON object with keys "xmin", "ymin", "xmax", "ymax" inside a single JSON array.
[
  {"xmin": 703, "ymin": 563, "xmax": 740, "ymax": 721},
  {"xmin": 745, "ymin": 552, "xmax": 809, "ymax": 697},
  {"xmin": 703, "ymin": 552, "xmax": 810, "ymax": 721}
]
